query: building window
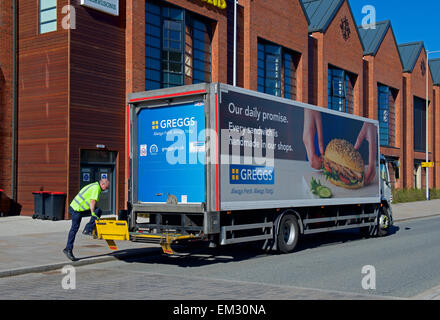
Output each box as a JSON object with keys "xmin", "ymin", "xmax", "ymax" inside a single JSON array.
[
  {"xmin": 414, "ymin": 162, "xmax": 422, "ymax": 189},
  {"xmin": 40, "ymin": 0, "xmax": 57, "ymax": 34},
  {"xmin": 414, "ymin": 96, "xmax": 426, "ymax": 152},
  {"xmin": 186, "ymin": 17, "xmax": 212, "ymax": 84},
  {"xmin": 145, "ymin": 1, "xmax": 212, "ymax": 91},
  {"xmin": 257, "ymin": 40, "xmax": 297, "ymax": 100},
  {"xmin": 283, "ymin": 52, "xmax": 297, "ymax": 99},
  {"xmin": 377, "ymin": 84, "xmax": 396, "ymax": 147},
  {"xmin": 328, "ymin": 66, "xmax": 355, "ymax": 113}
]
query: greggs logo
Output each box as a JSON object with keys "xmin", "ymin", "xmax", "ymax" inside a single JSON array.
[
  {"xmin": 200, "ymin": 0, "xmax": 227, "ymax": 10},
  {"xmin": 230, "ymin": 165, "xmax": 275, "ymax": 185},
  {"xmin": 152, "ymin": 117, "xmax": 196, "ymax": 130}
]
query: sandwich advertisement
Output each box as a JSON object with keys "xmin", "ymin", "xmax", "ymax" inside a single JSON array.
[{"xmin": 219, "ymin": 88, "xmax": 380, "ymax": 209}]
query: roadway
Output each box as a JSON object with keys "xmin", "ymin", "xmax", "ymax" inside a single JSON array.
[{"xmin": 1, "ymin": 216, "xmax": 440, "ymax": 300}]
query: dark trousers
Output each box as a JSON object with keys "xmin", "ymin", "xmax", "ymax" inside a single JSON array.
[{"xmin": 65, "ymin": 206, "xmax": 102, "ymax": 251}]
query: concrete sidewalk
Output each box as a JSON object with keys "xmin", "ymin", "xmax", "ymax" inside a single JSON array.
[
  {"xmin": 389, "ymin": 199, "xmax": 440, "ymax": 222},
  {"xmin": 0, "ymin": 215, "xmax": 160, "ymax": 278},
  {"xmin": 1, "ymin": 199, "xmax": 440, "ymax": 279}
]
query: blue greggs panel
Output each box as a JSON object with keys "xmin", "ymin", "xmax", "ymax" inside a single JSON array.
[{"xmin": 137, "ymin": 102, "xmax": 206, "ymax": 203}]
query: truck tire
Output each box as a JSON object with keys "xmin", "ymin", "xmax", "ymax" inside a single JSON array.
[
  {"xmin": 360, "ymin": 206, "xmax": 390, "ymax": 238},
  {"xmin": 277, "ymin": 214, "xmax": 299, "ymax": 254},
  {"xmin": 377, "ymin": 207, "xmax": 391, "ymax": 237}
]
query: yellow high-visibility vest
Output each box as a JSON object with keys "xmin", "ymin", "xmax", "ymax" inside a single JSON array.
[{"xmin": 70, "ymin": 182, "xmax": 102, "ymax": 212}]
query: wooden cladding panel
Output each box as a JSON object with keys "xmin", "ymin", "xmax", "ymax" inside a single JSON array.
[
  {"xmin": 18, "ymin": 0, "xmax": 69, "ymax": 44},
  {"xmin": 69, "ymin": 1, "xmax": 126, "ymax": 211},
  {"xmin": 17, "ymin": 0, "xmax": 69, "ymax": 215}
]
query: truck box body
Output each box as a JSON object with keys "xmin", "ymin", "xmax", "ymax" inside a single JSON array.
[
  {"xmin": 125, "ymin": 83, "xmax": 390, "ymax": 253},
  {"xmin": 128, "ymin": 83, "xmax": 380, "ymax": 214}
]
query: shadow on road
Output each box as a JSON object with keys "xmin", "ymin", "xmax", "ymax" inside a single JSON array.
[
  {"xmin": 108, "ymin": 225, "xmax": 400, "ymax": 268},
  {"xmin": 297, "ymin": 225, "xmax": 399, "ymax": 252},
  {"xmin": 114, "ymin": 241, "xmax": 268, "ymax": 267}
]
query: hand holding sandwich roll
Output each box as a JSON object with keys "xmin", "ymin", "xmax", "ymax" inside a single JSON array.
[
  {"xmin": 323, "ymin": 139, "xmax": 365, "ymax": 189},
  {"xmin": 303, "ymin": 109, "xmax": 324, "ymax": 170},
  {"xmin": 354, "ymin": 122, "xmax": 377, "ymax": 185}
]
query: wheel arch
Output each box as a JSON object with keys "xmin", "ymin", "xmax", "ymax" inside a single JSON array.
[{"xmin": 272, "ymin": 209, "xmax": 304, "ymax": 252}]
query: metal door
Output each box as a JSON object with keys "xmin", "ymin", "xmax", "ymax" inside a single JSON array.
[{"xmin": 80, "ymin": 165, "xmax": 114, "ymax": 215}]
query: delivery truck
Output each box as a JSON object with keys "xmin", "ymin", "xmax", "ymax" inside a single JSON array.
[{"xmin": 97, "ymin": 83, "xmax": 393, "ymax": 254}]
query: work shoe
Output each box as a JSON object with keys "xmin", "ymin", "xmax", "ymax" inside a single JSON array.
[
  {"xmin": 82, "ymin": 230, "xmax": 93, "ymax": 236},
  {"xmin": 63, "ymin": 249, "xmax": 77, "ymax": 262}
]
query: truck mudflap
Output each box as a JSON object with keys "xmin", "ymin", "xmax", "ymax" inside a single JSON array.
[{"xmin": 95, "ymin": 219, "xmax": 201, "ymax": 254}]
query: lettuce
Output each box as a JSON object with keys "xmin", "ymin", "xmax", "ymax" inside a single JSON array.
[{"xmin": 322, "ymin": 166, "xmax": 340, "ymax": 181}]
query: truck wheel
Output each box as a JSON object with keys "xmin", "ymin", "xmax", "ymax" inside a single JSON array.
[
  {"xmin": 377, "ymin": 207, "xmax": 391, "ymax": 237},
  {"xmin": 277, "ymin": 214, "xmax": 299, "ymax": 254},
  {"xmin": 361, "ymin": 207, "xmax": 390, "ymax": 238}
]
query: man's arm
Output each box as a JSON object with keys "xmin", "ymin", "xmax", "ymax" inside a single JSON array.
[{"xmin": 90, "ymin": 199, "xmax": 99, "ymax": 219}]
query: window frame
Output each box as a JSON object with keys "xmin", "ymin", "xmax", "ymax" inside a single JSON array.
[
  {"xmin": 257, "ymin": 39, "xmax": 298, "ymax": 100},
  {"xmin": 377, "ymin": 84, "xmax": 396, "ymax": 147},
  {"xmin": 145, "ymin": 0, "xmax": 212, "ymax": 91},
  {"xmin": 39, "ymin": 0, "xmax": 57, "ymax": 34},
  {"xmin": 413, "ymin": 96, "xmax": 427, "ymax": 152},
  {"xmin": 328, "ymin": 66, "xmax": 354, "ymax": 114},
  {"xmin": 187, "ymin": 15, "xmax": 212, "ymax": 84}
]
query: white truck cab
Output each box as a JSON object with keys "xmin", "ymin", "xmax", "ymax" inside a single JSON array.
[
  {"xmin": 379, "ymin": 155, "xmax": 394, "ymax": 231},
  {"xmin": 380, "ymin": 155, "xmax": 392, "ymax": 204}
]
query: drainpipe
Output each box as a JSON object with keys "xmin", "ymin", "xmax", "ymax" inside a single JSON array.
[
  {"xmin": 233, "ymin": 0, "xmax": 237, "ymax": 86},
  {"xmin": 11, "ymin": 0, "xmax": 17, "ymax": 200}
]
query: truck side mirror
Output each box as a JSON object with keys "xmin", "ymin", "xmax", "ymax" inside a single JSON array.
[{"xmin": 395, "ymin": 167, "xmax": 400, "ymax": 180}]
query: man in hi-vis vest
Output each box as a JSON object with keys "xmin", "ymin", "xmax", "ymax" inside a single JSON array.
[{"xmin": 63, "ymin": 179, "xmax": 110, "ymax": 261}]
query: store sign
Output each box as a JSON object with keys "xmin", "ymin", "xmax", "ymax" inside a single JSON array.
[
  {"xmin": 422, "ymin": 162, "xmax": 434, "ymax": 168},
  {"xmin": 200, "ymin": 0, "xmax": 227, "ymax": 10},
  {"xmin": 80, "ymin": 0, "xmax": 119, "ymax": 16}
]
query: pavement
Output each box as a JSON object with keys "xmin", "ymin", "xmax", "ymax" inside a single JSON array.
[
  {"xmin": 1, "ymin": 199, "xmax": 440, "ymax": 292},
  {"xmin": 0, "ymin": 214, "xmax": 160, "ymax": 278}
]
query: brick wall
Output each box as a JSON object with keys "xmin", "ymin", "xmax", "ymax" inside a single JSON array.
[
  {"xmin": 402, "ymin": 48, "xmax": 434, "ymax": 189},
  {"xmin": 311, "ymin": 0, "xmax": 364, "ymax": 115},
  {"xmin": 363, "ymin": 28, "xmax": 403, "ymax": 188},
  {"xmin": 241, "ymin": 0, "xmax": 309, "ymax": 103},
  {"xmin": 168, "ymin": 0, "xmax": 229, "ymax": 84},
  {"xmin": 17, "ymin": 0, "xmax": 70, "ymax": 215},
  {"xmin": 126, "ymin": 0, "xmax": 145, "ymax": 95},
  {"xmin": 226, "ymin": 1, "xmax": 244, "ymax": 87},
  {"xmin": 127, "ymin": 0, "xmax": 229, "ymax": 93}
]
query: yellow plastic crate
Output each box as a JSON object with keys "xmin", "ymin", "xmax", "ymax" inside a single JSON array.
[{"xmin": 95, "ymin": 219, "xmax": 129, "ymax": 241}]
